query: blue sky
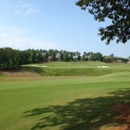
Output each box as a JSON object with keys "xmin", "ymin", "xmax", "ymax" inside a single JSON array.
[{"xmin": 0, "ymin": 0, "xmax": 129, "ymax": 58}]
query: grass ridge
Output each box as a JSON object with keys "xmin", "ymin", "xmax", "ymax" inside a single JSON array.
[{"xmin": 32, "ymin": 67, "xmax": 130, "ymax": 76}]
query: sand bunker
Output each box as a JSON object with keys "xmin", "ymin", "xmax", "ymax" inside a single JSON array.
[
  {"xmin": 98, "ymin": 66, "xmax": 109, "ymax": 68},
  {"xmin": 31, "ymin": 65, "xmax": 47, "ymax": 67},
  {"xmin": 42, "ymin": 66, "xmax": 47, "ymax": 67}
]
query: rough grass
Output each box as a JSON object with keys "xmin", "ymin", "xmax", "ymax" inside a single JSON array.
[
  {"xmin": 33, "ymin": 67, "xmax": 130, "ymax": 76},
  {"xmin": 0, "ymin": 70, "xmax": 41, "ymax": 77},
  {"xmin": 0, "ymin": 72, "xmax": 130, "ymax": 130}
]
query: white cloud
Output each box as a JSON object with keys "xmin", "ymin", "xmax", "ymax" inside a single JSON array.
[
  {"xmin": 17, "ymin": 4, "xmax": 40, "ymax": 16},
  {"xmin": 0, "ymin": 26, "xmax": 61, "ymax": 50},
  {"xmin": 26, "ymin": 7, "xmax": 39, "ymax": 16},
  {"xmin": 1, "ymin": 1, "xmax": 40, "ymax": 17}
]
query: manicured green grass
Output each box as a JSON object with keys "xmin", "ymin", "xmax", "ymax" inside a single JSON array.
[
  {"xmin": 22, "ymin": 61, "xmax": 130, "ymax": 69},
  {"xmin": 0, "ymin": 72, "xmax": 130, "ymax": 130},
  {"xmin": 22, "ymin": 61, "xmax": 130, "ymax": 76}
]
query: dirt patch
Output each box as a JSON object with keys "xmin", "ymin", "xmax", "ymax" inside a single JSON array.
[
  {"xmin": 0, "ymin": 70, "xmax": 41, "ymax": 77},
  {"xmin": 110, "ymin": 103, "xmax": 130, "ymax": 130}
]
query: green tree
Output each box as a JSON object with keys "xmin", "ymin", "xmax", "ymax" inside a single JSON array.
[
  {"xmin": 43, "ymin": 50, "xmax": 48, "ymax": 62},
  {"xmin": 87, "ymin": 52, "xmax": 93, "ymax": 61},
  {"xmin": 4, "ymin": 47, "xmax": 13, "ymax": 69},
  {"xmin": 21, "ymin": 50, "xmax": 30, "ymax": 64},
  {"xmin": 0, "ymin": 48, "xmax": 5, "ymax": 68},
  {"xmin": 128, "ymin": 56, "xmax": 130, "ymax": 61},
  {"xmin": 93, "ymin": 52, "xmax": 103, "ymax": 61},
  {"xmin": 63, "ymin": 51, "xmax": 69, "ymax": 61},
  {"xmin": 59, "ymin": 50, "xmax": 64, "ymax": 61},
  {"xmin": 69, "ymin": 52, "xmax": 74, "ymax": 61},
  {"xmin": 0, "ymin": 47, "xmax": 21, "ymax": 70},
  {"xmin": 109, "ymin": 53, "xmax": 114, "ymax": 62},
  {"xmin": 0, "ymin": 48, "xmax": 6, "ymax": 69},
  {"xmin": 81, "ymin": 52, "xmax": 86, "ymax": 61},
  {"xmin": 76, "ymin": 51, "xmax": 81, "ymax": 61},
  {"xmin": 76, "ymin": 0, "xmax": 130, "ymax": 44},
  {"xmin": 48, "ymin": 49, "xmax": 55, "ymax": 61},
  {"xmin": 13, "ymin": 49, "xmax": 21, "ymax": 70}
]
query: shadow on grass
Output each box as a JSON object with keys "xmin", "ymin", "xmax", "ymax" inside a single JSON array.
[{"xmin": 23, "ymin": 89, "xmax": 130, "ymax": 130}]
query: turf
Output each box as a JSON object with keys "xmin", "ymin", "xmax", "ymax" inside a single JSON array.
[
  {"xmin": 0, "ymin": 71, "xmax": 130, "ymax": 130},
  {"xmin": 22, "ymin": 62, "xmax": 130, "ymax": 76},
  {"xmin": 22, "ymin": 61, "xmax": 130, "ymax": 69}
]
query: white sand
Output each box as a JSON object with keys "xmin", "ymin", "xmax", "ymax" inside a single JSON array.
[
  {"xmin": 42, "ymin": 66, "xmax": 47, "ymax": 67},
  {"xmin": 98, "ymin": 66, "xmax": 109, "ymax": 68}
]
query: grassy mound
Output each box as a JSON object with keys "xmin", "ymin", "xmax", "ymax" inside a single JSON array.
[
  {"xmin": 21, "ymin": 61, "xmax": 130, "ymax": 76},
  {"xmin": 32, "ymin": 67, "xmax": 129, "ymax": 76}
]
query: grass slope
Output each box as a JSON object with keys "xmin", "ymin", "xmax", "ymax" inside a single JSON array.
[
  {"xmin": 22, "ymin": 61, "xmax": 130, "ymax": 76},
  {"xmin": 0, "ymin": 72, "xmax": 130, "ymax": 130},
  {"xmin": 23, "ymin": 61, "xmax": 130, "ymax": 68}
]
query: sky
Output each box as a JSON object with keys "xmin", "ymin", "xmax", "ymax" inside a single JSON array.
[{"xmin": 0, "ymin": 0, "xmax": 130, "ymax": 58}]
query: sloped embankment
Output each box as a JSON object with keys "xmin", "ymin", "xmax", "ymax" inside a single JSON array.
[{"xmin": 33, "ymin": 67, "xmax": 130, "ymax": 76}]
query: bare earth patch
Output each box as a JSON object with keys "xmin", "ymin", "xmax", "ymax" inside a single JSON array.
[
  {"xmin": 0, "ymin": 70, "xmax": 41, "ymax": 77},
  {"xmin": 110, "ymin": 103, "xmax": 130, "ymax": 130}
]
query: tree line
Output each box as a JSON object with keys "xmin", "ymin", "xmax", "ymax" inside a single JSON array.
[{"xmin": 0, "ymin": 47, "xmax": 129, "ymax": 70}]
